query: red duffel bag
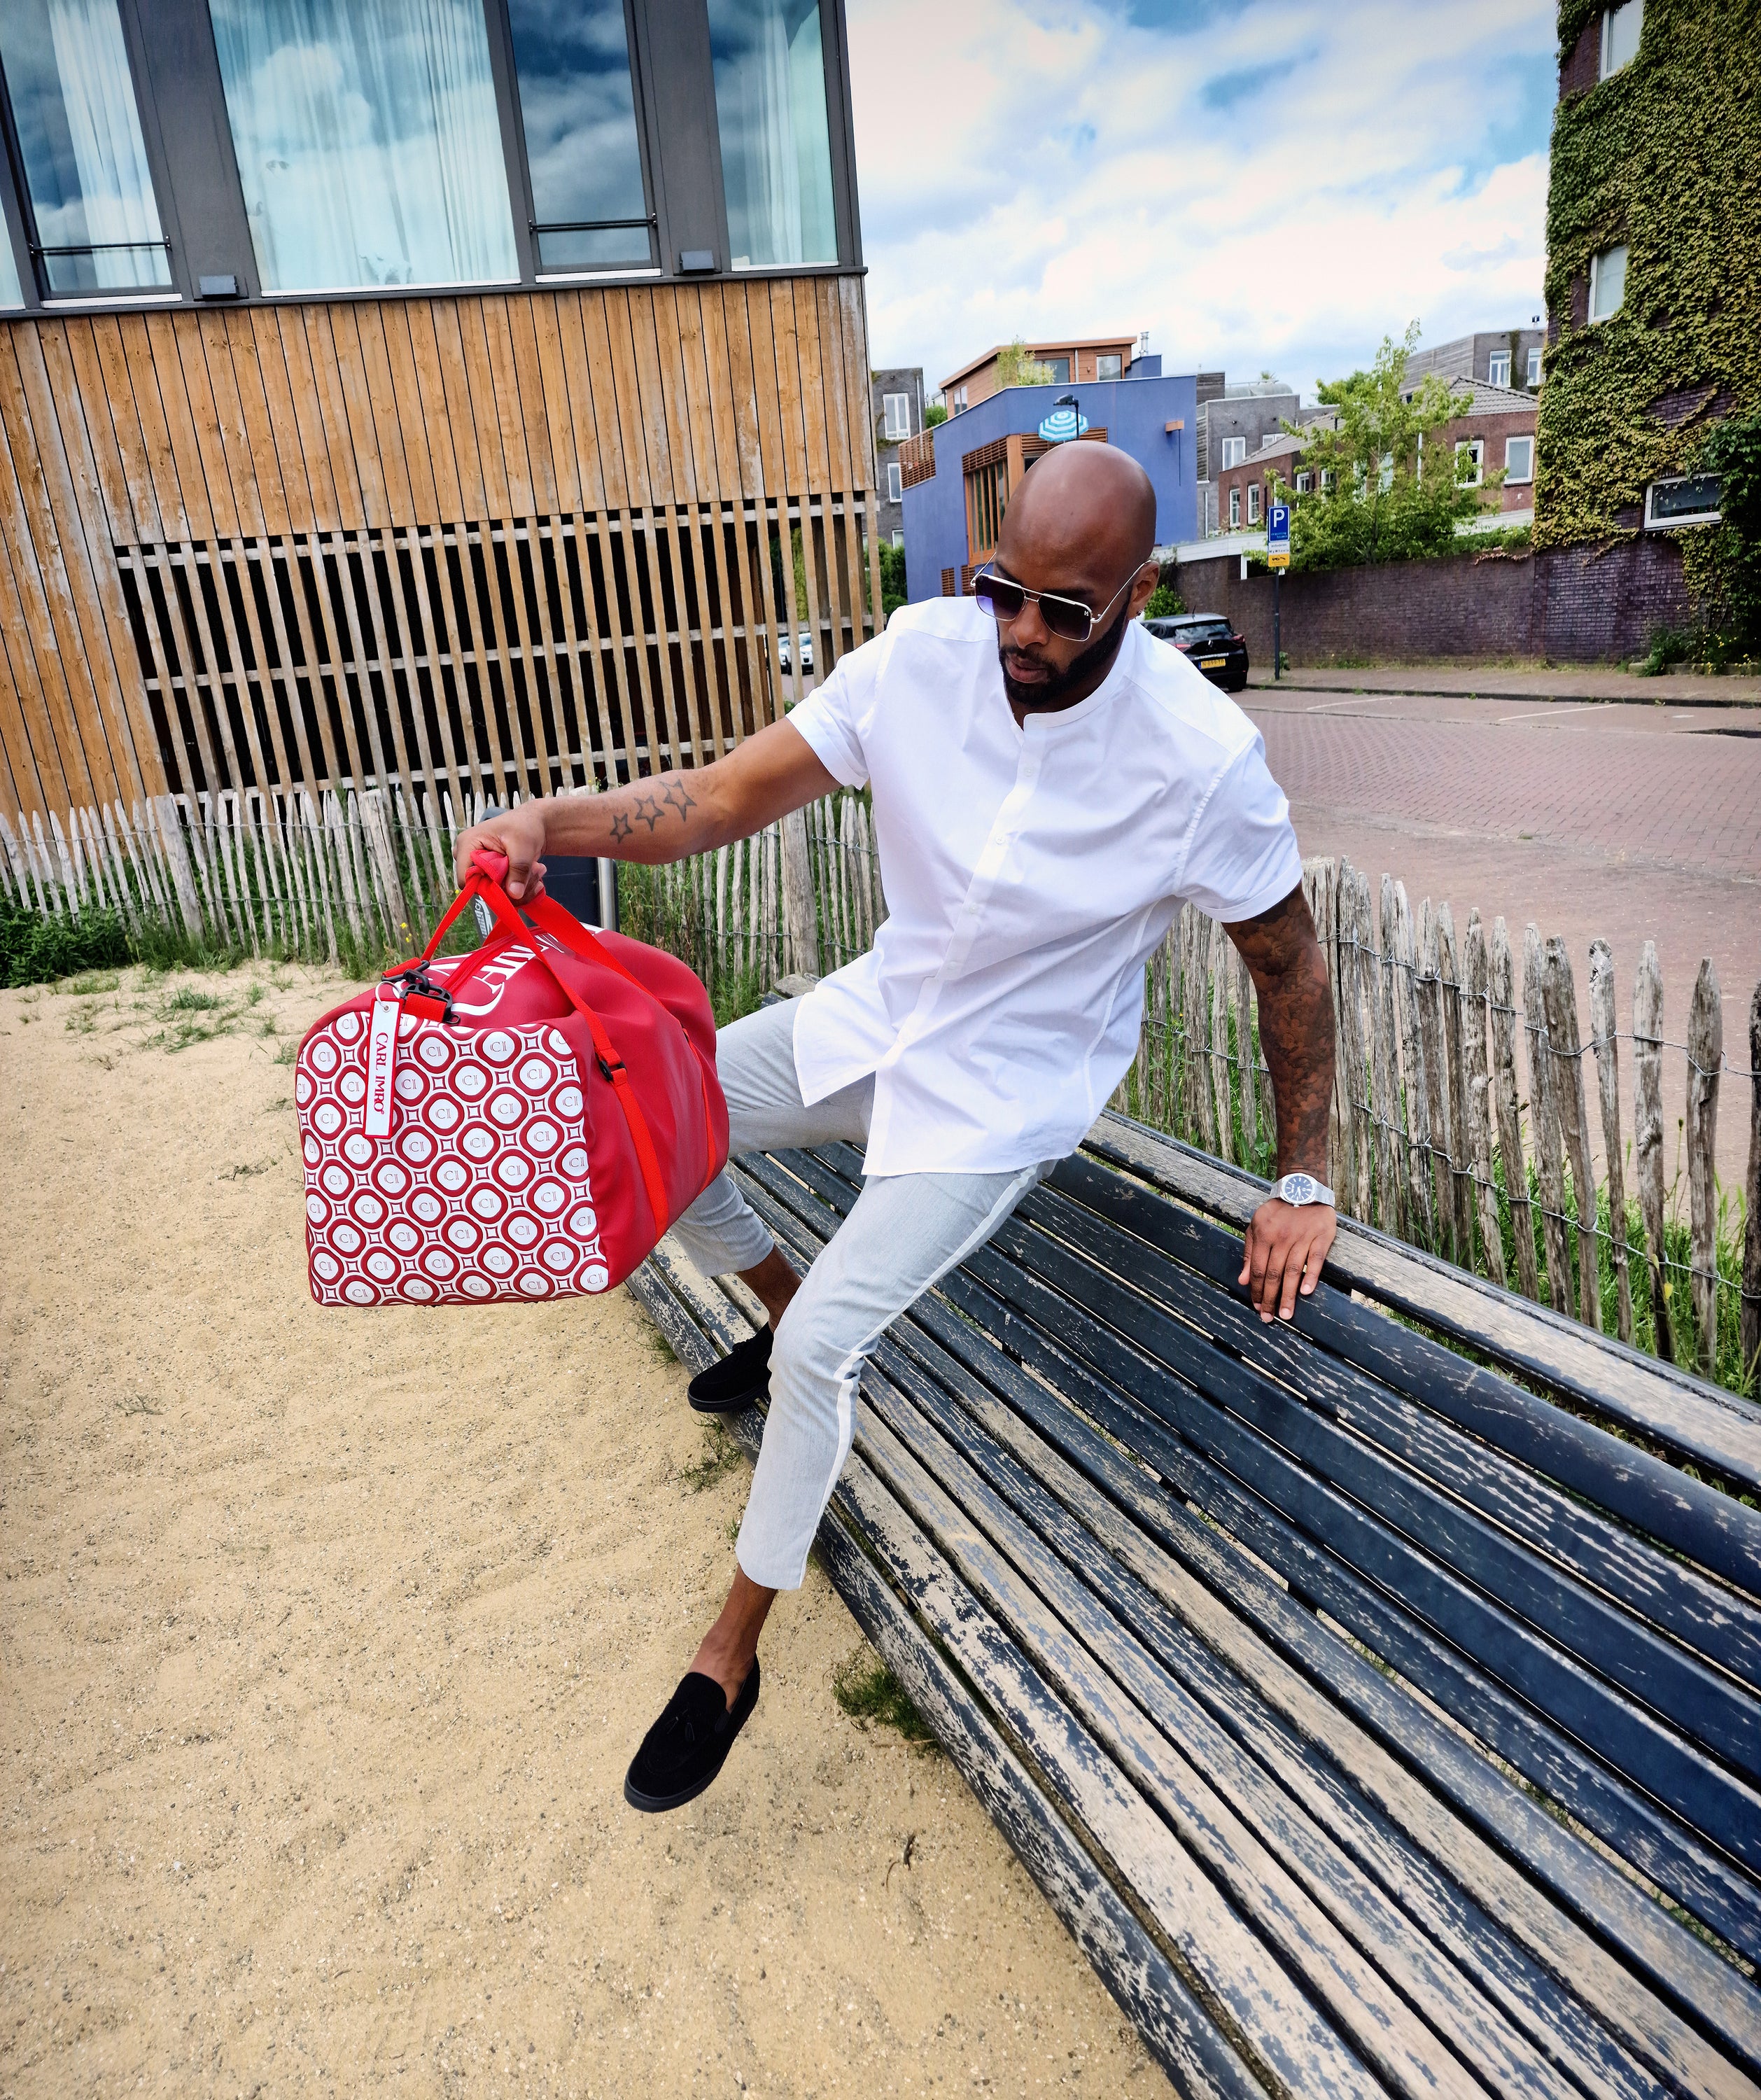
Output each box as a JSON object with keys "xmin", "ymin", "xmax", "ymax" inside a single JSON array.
[{"xmin": 296, "ymin": 850, "xmax": 728, "ymax": 1306}]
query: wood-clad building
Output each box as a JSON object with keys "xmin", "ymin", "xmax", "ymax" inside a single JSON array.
[{"xmin": 0, "ymin": 1, "xmax": 878, "ymax": 824}]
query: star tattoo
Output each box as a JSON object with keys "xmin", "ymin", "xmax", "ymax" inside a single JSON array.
[
  {"xmin": 610, "ymin": 810, "xmax": 633, "ymax": 844},
  {"xmin": 633, "ymin": 792, "xmax": 664, "ymax": 832},
  {"xmin": 661, "ymin": 778, "xmax": 698, "ymax": 824}
]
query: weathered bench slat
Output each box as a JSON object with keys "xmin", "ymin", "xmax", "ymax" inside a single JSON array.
[
  {"xmin": 1085, "ymin": 1117, "xmax": 1761, "ymax": 1499},
  {"xmin": 629, "ymin": 1247, "xmax": 1274, "ymax": 2100},
  {"xmin": 736, "ymin": 1153, "xmax": 1761, "ymax": 2085},
  {"xmin": 764, "ymin": 1145, "xmax": 1761, "ymax": 1962},
  {"xmin": 981, "ymin": 1205, "xmax": 1761, "ymax": 1859},
  {"xmin": 1052, "ymin": 1154, "xmax": 1761, "ymax": 1671},
  {"xmin": 867, "ymin": 1312, "xmax": 1672, "ymax": 2100},
  {"xmin": 938, "ymin": 1240, "xmax": 1761, "ymax": 1977},
  {"xmin": 864, "ymin": 1335, "xmax": 1607, "ymax": 2100}
]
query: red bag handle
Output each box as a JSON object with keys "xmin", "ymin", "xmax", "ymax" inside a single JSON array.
[{"xmin": 398, "ymin": 853, "xmax": 673, "ymax": 1237}]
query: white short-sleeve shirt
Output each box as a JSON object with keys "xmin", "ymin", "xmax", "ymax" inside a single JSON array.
[{"xmin": 787, "ymin": 596, "xmax": 1302, "ymax": 1176}]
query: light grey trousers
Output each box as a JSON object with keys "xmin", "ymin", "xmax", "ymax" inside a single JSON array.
[{"xmin": 669, "ymin": 997, "xmax": 1050, "ymax": 1590}]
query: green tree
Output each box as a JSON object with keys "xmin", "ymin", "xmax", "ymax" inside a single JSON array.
[
  {"xmin": 1143, "ymin": 581, "xmax": 1184, "ymax": 619},
  {"xmin": 1283, "ymin": 326, "xmax": 1498, "ymax": 570},
  {"xmin": 878, "ymin": 540, "xmax": 908, "ymax": 620},
  {"xmin": 924, "ymin": 400, "xmax": 948, "ymax": 427},
  {"xmin": 995, "ymin": 338, "xmax": 1055, "ymax": 388}
]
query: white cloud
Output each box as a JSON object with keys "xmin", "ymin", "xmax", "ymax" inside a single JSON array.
[{"xmin": 848, "ymin": 0, "xmax": 1554, "ymax": 398}]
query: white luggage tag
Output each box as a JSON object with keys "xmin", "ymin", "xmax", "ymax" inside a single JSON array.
[{"xmin": 364, "ymin": 986, "xmax": 400, "ymax": 1138}]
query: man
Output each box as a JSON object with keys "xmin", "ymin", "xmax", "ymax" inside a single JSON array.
[{"xmin": 454, "ymin": 442, "xmax": 1337, "ymax": 1814}]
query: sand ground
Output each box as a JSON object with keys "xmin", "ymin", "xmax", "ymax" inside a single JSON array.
[{"xmin": 0, "ymin": 961, "xmax": 1153, "ymax": 2098}]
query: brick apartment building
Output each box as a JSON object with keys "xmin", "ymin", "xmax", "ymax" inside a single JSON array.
[
  {"xmin": 1407, "ymin": 328, "xmax": 1547, "ymax": 393},
  {"xmin": 871, "ymin": 366, "xmax": 925, "ymax": 545},
  {"xmin": 941, "ymin": 334, "xmax": 1142, "ymax": 414},
  {"xmin": 1214, "ymin": 379, "xmax": 1540, "ymax": 531}
]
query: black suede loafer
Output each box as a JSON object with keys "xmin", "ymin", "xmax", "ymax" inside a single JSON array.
[
  {"xmin": 687, "ymin": 1326, "xmax": 772, "ymax": 1413},
  {"xmin": 624, "ymin": 1660, "xmax": 761, "ymax": 1812}
]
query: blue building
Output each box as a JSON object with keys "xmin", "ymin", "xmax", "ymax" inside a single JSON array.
[{"xmin": 901, "ymin": 360, "xmax": 1198, "ymax": 602}]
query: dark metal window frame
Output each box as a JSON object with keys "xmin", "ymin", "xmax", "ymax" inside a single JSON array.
[
  {"xmin": 0, "ymin": 0, "xmax": 863, "ymax": 318},
  {"xmin": 0, "ymin": 0, "xmax": 187, "ymax": 309},
  {"xmin": 483, "ymin": 0, "xmax": 660, "ymax": 281}
]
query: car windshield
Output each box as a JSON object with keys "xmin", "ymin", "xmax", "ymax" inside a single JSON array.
[{"xmin": 1177, "ymin": 620, "xmax": 1233, "ymax": 643}]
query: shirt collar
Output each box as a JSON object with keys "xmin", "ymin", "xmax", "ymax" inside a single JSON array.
[{"xmin": 1016, "ymin": 615, "xmax": 1142, "ymax": 739}]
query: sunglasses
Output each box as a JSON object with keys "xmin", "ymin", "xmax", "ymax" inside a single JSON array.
[{"xmin": 971, "ymin": 564, "xmax": 1139, "ymax": 643}]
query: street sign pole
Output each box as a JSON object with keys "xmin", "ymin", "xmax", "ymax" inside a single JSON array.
[{"xmin": 1265, "ymin": 500, "xmax": 1291, "ymax": 682}]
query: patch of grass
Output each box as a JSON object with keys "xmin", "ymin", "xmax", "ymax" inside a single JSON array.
[
  {"xmin": 55, "ymin": 969, "xmax": 122, "ymax": 997},
  {"xmin": 678, "ymin": 1419, "xmax": 744, "ymax": 1494},
  {"xmin": 164, "ymin": 986, "xmax": 227, "ymax": 1012},
  {"xmin": 832, "ymin": 1647, "xmax": 939, "ymax": 1752},
  {"xmin": 273, "ymin": 1040, "xmax": 300, "ymax": 1065}
]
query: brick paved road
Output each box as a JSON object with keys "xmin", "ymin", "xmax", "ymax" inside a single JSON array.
[{"xmin": 1247, "ymin": 692, "xmax": 1761, "ymax": 1189}]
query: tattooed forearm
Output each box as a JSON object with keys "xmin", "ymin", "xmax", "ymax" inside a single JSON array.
[{"xmin": 1226, "ymin": 883, "xmax": 1335, "ymax": 1178}]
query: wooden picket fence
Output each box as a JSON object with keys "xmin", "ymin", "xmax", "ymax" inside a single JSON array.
[
  {"xmin": 3, "ymin": 794, "xmax": 1755, "ymax": 1397},
  {"xmin": 1116, "ymin": 857, "xmax": 1760, "ymax": 1399}
]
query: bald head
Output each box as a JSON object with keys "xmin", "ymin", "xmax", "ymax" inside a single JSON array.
[
  {"xmin": 997, "ymin": 440, "xmax": 1156, "ymax": 594},
  {"xmin": 986, "ymin": 440, "xmax": 1160, "ymax": 717}
]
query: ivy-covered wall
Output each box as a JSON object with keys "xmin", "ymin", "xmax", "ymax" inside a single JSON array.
[{"xmin": 1536, "ymin": 0, "xmax": 1761, "ymax": 552}]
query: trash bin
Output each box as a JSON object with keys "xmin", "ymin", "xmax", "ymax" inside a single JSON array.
[{"xmin": 470, "ymin": 810, "xmax": 617, "ymax": 938}]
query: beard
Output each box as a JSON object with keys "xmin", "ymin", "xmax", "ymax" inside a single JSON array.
[{"xmin": 998, "ymin": 589, "xmax": 1136, "ymax": 713}]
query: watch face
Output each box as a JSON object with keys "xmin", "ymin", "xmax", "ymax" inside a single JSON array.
[{"xmin": 1283, "ymin": 1173, "xmax": 1316, "ymax": 1204}]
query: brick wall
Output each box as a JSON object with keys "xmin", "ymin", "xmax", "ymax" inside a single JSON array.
[{"xmin": 1176, "ymin": 535, "xmax": 1692, "ymax": 665}]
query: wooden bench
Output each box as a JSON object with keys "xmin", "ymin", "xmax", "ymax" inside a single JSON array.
[{"xmin": 630, "ymin": 1111, "xmax": 1761, "ymax": 2100}]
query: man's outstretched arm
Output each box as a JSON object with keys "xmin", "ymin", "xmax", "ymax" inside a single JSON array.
[
  {"xmin": 452, "ymin": 720, "xmax": 839, "ymax": 899},
  {"xmin": 1225, "ymin": 881, "xmax": 1338, "ymax": 1322}
]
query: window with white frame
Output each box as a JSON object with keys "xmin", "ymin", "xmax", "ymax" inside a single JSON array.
[
  {"xmin": 1228, "ymin": 486, "xmax": 1241, "ymax": 528},
  {"xmin": 1527, "ymin": 345, "xmax": 1543, "ymax": 386},
  {"xmin": 883, "ymin": 392, "xmax": 911, "ymax": 440},
  {"xmin": 1589, "ymin": 243, "xmax": 1627, "ymax": 322},
  {"xmin": 1457, "ymin": 440, "xmax": 1485, "ymax": 486},
  {"xmin": 1295, "ymin": 471, "xmax": 1312, "ymax": 494},
  {"xmin": 1247, "ymin": 482, "xmax": 1261, "ymax": 524},
  {"xmin": 1096, "ymin": 353, "xmax": 1122, "ymax": 379},
  {"xmin": 887, "ymin": 460, "xmax": 902, "ymax": 503},
  {"xmin": 1644, "ymin": 474, "xmax": 1722, "ymax": 528},
  {"xmin": 952, "ymin": 385, "xmax": 968, "ymax": 412},
  {"xmin": 1601, "ymin": 0, "xmax": 1642, "ymax": 78},
  {"xmin": 1220, "ymin": 435, "xmax": 1247, "ymax": 470},
  {"xmin": 1320, "ymin": 468, "xmax": 1333, "ymax": 493},
  {"xmin": 1488, "ymin": 351, "xmax": 1511, "ymax": 386},
  {"xmin": 892, "ymin": 529, "xmax": 904, "ymax": 548},
  {"xmin": 1504, "ymin": 435, "xmax": 1534, "ymax": 484}
]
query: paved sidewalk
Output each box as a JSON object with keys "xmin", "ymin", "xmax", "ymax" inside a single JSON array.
[
  {"xmin": 1248, "ymin": 663, "xmax": 1761, "ymax": 706},
  {"xmin": 1245, "ymin": 690, "xmax": 1761, "ymax": 1190}
]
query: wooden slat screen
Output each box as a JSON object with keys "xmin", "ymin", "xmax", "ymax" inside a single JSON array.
[{"xmin": 0, "ymin": 276, "xmax": 882, "ymax": 818}]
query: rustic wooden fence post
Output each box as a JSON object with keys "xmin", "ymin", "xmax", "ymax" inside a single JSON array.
[
  {"xmin": 1544, "ymin": 937, "xmax": 1601, "ymax": 1331},
  {"xmin": 1686, "ymin": 958, "xmax": 1723, "ymax": 1378},
  {"xmin": 1374, "ymin": 876, "xmax": 1407, "ymax": 1238},
  {"xmin": 1460, "ymin": 910, "xmax": 1504, "ymax": 1287},
  {"xmin": 1588, "ymin": 939, "xmax": 1634, "ymax": 1344},
  {"xmin": 1393, "ymin": 883, "xmax": 1433, "ymax": 1244},
  {"xmin": 1417, "ymin": 898, "xmax": 1454, "ymax": 1259},
  {"xmin": 1526, "ymin": 924, "xmax": 1571, "ymax": 1314},
  {"xmin": 1633, "ymin": 941, "xmax": 1673, "ymax": 1365}
]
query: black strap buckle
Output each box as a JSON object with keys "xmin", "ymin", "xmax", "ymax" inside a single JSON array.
[
  {"xmin": 596, "ymin": 1051, "xmax": 626, "ymax": 1083},
  {"xmin": 381, "ymin": 964, "xmax": 455, "ymax": 1021}
]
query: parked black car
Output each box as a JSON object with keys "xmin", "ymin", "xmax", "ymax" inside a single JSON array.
[{"xmin": 1146, "ymin": 612, "xmax": 1249, "ymax": 692}]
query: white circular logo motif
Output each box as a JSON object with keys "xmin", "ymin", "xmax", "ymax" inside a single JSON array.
[
  {"xmin": 321, "ymin": 1164, "xmax": 351, "ymax": 1198},
  {"xmin": 519, "ymin": 1056, "xmax": 554, "ymax": 1091},
  {"xmin": 312, "ymin": 1250, "xmax": 339, "ymax": 1282},
  {"xmin": 344, "ymin": 1278, "xmax": 374, "ymax": 1303},
  {"xmin": 314, "ymin": 1102, "xmax": 343, "ymax": 1138},
  {"xmin": 305, "ymin": 1194, "xmax": 329, "ymax": 1226},
  {"xmin": 343, "ymin": 1134, "xmax": 373, "ymax": 1166},
  {"xmin": 493, "ymin": 1154, "xmax": 531, "ymax": 1190},
  {"xmin": 437, "ymin": 1160, "xmax": 469, "ymax": 1193},
  {"xmin": 374, "ymin": 1161, "xmax": 409, "ymax": 1197},
  {"xmin": 482, "ymin": 1030, "xmax": 516, "ymax": 1064},
  {"xmin": 419, "ymin": 1035, "xmax": 451, "ymax": 1070},
  {"xmin": 532, "ymin": 1179, "xmax": 567, "ymax": 1216},
  {"xmin": 583, "ymin": 1264, "xmax": 609, "ymax": 1292},
  {"xmin": 412, "ymin": 1191, "xmax": 442, "ymax": 1224},
  {"xmin": 519, "ymin": 1272, "xmax": 550, "ymax": 1297},
  {"xmin": 526, "ymin": 1118, "xmax": 559, "ymax": 1156},
  {"xmin": 507, "ymin": 1215, "xmax": 539, "ymax": 1247},
  {"xmin": 332, "ymin": 1222, "xmax": 363, "ymax": 1255},
  {"xmin": 398, "ymin": 1129, "xmax": 434, "ymax": 1166},
  {"xmin": 556, "ymin": 1086, "xmax": 583, "ymax": 1117},
  {"xmin": 339, "ymin": 1070, "xmax": 366, "ymax": 1105},
  {"xmin": 428, "ymin": 1098, "xmax": 461, "ymax": 1133},
  {"xmin": 403, "ymin": 1276, "xmax": 435, "ymax": 1301},
  {"xmin": 488, "ymin": 1090, "xmax": 524, "ymax": 1128},
  {"xmin": 461, "ymin": 1275, "xmax": 492, "ymax": 1298},
  {"xmin": 482, "ymin": 1247, "xmax": 514, "ymax": 1276},
  {"xmin": 365, "ymin": 1251, "xmax": 397, "ymax": 1282},
  {"xmin": 389, "ymin": 1222, "xmax": 419, "ymax": 1254},
  {"xmin": 559, "ymin": 1147, "xmax": 589, "ymax": 1177},
  {"xmin": 454, "ymin": 1063, "xmax": 488, "ymax": 1100},
  {"xmin": 568, "ymin": 1203, "xmax": 597, "ymax": 1237},
  {"xmin": 423, "ymin": 1247, "xmax": 458, "ymax": 1280},
  {"xmin": 335, "ymin": 1012, "xmax": 362, "ymax": 1042},
  {"xmin": 468, "ymin": 1185, "xmax": 505, "ymax": 1222},
  {"xmin": 310, "ymin": 1040, "xmax": 338, "ymax": 1074},
  {"xmin": 295, "ymin": 1072, "xmax": 314, "ymax": 1103},
  {"xmin": 541, "ymin": 1240, "xmax": 575, "ymax": 1273},
  {"xmin": 461, "ymin": 1126, "xmax": 497, "ymax": 1161}
]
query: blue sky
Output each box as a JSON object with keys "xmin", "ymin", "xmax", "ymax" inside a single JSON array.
[{"xmin": 846, "ymin": 0, "xmax": 1557, "ymax": 402}]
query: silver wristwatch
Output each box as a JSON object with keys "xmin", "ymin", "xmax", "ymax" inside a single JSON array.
[{"xmin": 1272, "ymin": 1171, "xmax": 1335, "ymax": 1208}]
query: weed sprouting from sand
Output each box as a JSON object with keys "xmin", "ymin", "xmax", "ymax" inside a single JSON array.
[
  {"xmin": 114, "ymin": 1394, "xmax": 163, "ymax": 1419},
  {"xmin": 164, "ymin": 988, "xmax": 226, "ymax": 1013},
  {"xmin": 833, "ymin": 1647, "xmax": 938, "ymax": 1752},
  {"xmin": 678, "ymin": 1420, "xmax": 744, "ymax": 1493},
  {"xmin": 274, "ymin": 1040, "xmax": 299, "ymax": 1064}
]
